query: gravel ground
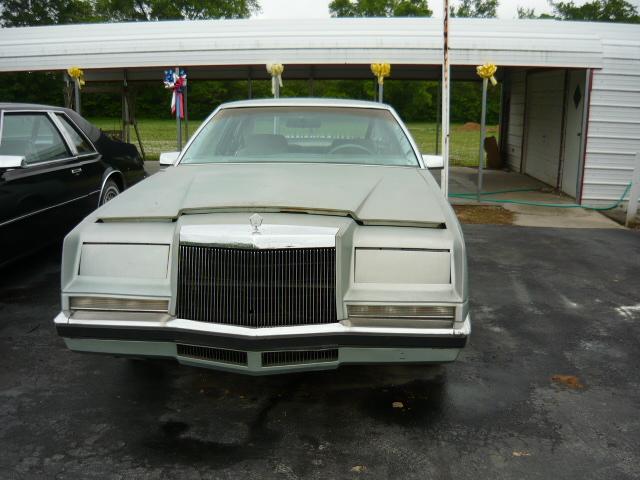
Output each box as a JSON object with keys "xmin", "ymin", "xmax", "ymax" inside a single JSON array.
[{"xmin": 1, "ymin": 225, "xmax": 639, "ymax": 479}]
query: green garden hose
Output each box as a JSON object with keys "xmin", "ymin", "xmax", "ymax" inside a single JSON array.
[{"xmin": 449, "ymin": 183, "xmax": 632, "ymax": 212}]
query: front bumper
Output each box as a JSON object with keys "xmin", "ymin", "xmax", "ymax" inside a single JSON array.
[{"xmin": 55, "ymin": 312, "xmax": 470, "ymax": 375}]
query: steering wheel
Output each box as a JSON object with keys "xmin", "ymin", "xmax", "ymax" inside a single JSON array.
[{"xmin": 328, "ymin": 143, "xmax": 373, "ymax": 155}]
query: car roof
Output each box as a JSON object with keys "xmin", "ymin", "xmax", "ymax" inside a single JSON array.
[
  {"xmin": 0, "ymin": 102, "xmax": 102, "ymax": 142},
  {"xmin": 0, "ymin": 102, "xmax": 70, "ymax": 112},
  {"xmin": 218, "ymin": 98, "xmax": 393, "ymax": 110}
]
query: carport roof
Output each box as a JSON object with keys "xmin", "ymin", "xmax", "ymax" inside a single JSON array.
[{"xmin": 0, "ymin": 18, "xmax": 608, "ymax": 82}]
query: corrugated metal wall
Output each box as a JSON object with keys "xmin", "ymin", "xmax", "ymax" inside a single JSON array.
[
  {"xmin": 503, "ymin": 24, "xmax": 640, "ymax": 207},
  {"xmin": 506, "ymin": 71, "xmax": 526, "ymax": 172},
  {"xmin": 582, "ymin": 34, "xmax": 640, "ymax": 205},
  {"xmin": 523, "ymin": 70, "xmax": 567, "ymax": 186}
]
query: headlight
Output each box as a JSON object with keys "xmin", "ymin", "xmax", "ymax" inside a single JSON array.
[
  {"xmin": 346, "ymin": 304, "xmax": 455, "ymax": 328},
  {"xmin": 70, "ymin": 296, "xmax": 169, "ymax": 312},
  {"xmin": 79, "ymin": 243, "xmax": 169, "ymax": 279},
  {"xmin": 354, "ymin": 248, "xmax": 450, "ymax": 284}
]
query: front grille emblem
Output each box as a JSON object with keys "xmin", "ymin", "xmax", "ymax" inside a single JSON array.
[{"xmin": 249, "ymin": 213, "xmax": 263, "ymax": 234}]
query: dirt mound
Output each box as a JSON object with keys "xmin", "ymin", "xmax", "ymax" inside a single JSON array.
[{"xmin": 457, "ymin": 122, "xmax": 481, "ymax": 131}]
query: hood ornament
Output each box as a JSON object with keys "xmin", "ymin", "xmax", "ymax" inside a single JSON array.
[{"xmin": 249, "ymin": 213, "xmax": 263, "ymax": 234}]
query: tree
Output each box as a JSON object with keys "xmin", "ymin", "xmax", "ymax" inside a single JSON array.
[
  {"xmin": 450, "ymin": 0, "xmax": 498, "ymax": 18},
  {"xmin": 517, "ymin": 7, "xmax": 538, "ymax": 19},
  {"xmin": 329, "ymin": 0, "xmax": 432, "ymax": 17},
  {"xmin": 94, "ymin": 0, "xmax": 260, "ymax": 22},
  {"xmin": 549, "ymin": 0, "xmax": 639, "ymax": 23},
  {"xmin": 0, "ymin": 0, "xmax": 97, "ymax": 26},
  {"xmin": 0, "ymin": 0, "xmax": 261, "ymax": 26}
]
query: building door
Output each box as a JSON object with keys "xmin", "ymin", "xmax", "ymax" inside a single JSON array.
[
  {"xmin": 523, "ymin": 70, "xmax": 566, "ymax": 186},
  {"xmin": 560, "ymin": 70, "xmax": 587, "ymax": 198}
]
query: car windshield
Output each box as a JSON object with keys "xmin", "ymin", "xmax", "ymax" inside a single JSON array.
[{"xmin": 180, "ymin": 106, "xmax": 419, "ymax": 167}]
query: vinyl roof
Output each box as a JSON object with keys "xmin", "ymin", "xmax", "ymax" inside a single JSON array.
[{"xmin": 0, "ymin": 103, "xmax": 102, "ymax": 141}]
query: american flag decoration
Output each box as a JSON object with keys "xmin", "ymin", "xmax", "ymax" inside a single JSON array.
[{"xmin": 164, "ymin": 68, "xmax": 187, "ymax": 119}]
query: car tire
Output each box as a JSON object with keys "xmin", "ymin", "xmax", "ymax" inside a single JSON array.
[{"xmin": 99, "ymin": 179, "xmax": 120, "ymax": 205}]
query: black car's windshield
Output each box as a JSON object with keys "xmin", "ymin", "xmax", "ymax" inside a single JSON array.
[{"xmin": 180, "ymin": 106, "xmax": 419, "ymax": 167}]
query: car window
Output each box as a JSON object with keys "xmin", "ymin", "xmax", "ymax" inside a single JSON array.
[
  {"xmin": 0, "ymin": 113, "xmax": 70, "ymax": 164},
  {"xmin": 180, "ymin": 106, "xmax": 419, "ymax": 167},
  {"xmin": 55, "ymin": 113, "xmax": 95, "ymax": 155}
]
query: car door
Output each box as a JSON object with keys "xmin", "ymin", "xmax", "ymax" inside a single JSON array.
[
  {"xmin": 0, "ymin": 111, "xmax": 90, "ymax": 266},
  {"xmin": 52, "ymin": 112, "xmax": 103, "ymax": 216}
]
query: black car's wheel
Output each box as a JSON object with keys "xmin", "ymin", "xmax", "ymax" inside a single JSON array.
[{"xmin": 99, "ymin": 179, "xmax": 120, "ymax": 205}]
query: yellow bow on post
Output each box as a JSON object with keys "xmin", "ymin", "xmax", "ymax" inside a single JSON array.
[
  {"xmin": 67, "ymin": 67, "xmax": 85, "ymax": 89},
  {"xmin": 266, "ymin": 63, "xmax": 284, "ymax": 97},
  {"xmin": 476, "ymin": 63, "xmax": 498, "ymax": 86},
  {"xmin": 370, "ymin": 63, "xmax": 391, "ymax": 85}
]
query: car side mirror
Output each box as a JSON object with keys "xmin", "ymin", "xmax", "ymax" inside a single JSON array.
[
  {"xmin": 159, "ymin": 151, "xmax": 179, "ymax": 166},
  {"xmin": 0, "ymin": 155, "xmax": 26, "ymax": 170},
  {"xmin": 422, "ymin": 154, "xmax": 444, "ymax": 170}
]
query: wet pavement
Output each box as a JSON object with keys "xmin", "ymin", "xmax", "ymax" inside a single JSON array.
[{"xmin": 1, "ymin": 225, "xmax": 639, "ymax": 479}]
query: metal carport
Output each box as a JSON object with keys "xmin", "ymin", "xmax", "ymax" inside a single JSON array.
[{"xmin": 2, "ymin": 18, "xmax": 637, "ymax": 208}]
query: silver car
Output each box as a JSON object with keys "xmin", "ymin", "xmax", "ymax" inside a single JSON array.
[{"xmin": 54, "ymin": 99, "xmax": 470, "ymax": 375}]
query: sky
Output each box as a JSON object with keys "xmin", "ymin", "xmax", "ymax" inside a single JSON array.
[{"xmin": 254, "ymin": 0, "xmax": 640, "ymax": 20}]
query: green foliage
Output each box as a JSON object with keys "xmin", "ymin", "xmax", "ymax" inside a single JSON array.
[
  {"xmin": 550, "ymin": 0, "xmax": 639, "ymax": 23},
  {"xmin": 451, "ymin": 81, "xmax": 501, "ymax": 124},
  {"xmin": 0, "ymin": 71, "xmax": 66, "ymax": 105},
  {"xmin": 450, "ymin": 0, "xmax": 498, "ymax": 18},
  {"xmin": 0, "ymin": 0, "xmax": 97, "ymax": 26},
  {"xmin": 519, "ymin": 0, "xmax": 639, "ymax": 22},
  {"xmin": 70, "ymin": 75, "xmax": 500, "ymax": 125},
  {"xmin": 329, "ymin": 0, "xmax": 432, "ymax": 17},
  {"xmin": 94, "ymin": 0, "xmax": 260, "ymax": 22},
  {"xmin": 0, "ymin": 0, "xmax": 260, "ymax": 25}
]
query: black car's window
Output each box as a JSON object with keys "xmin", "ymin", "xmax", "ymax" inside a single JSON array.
[
  {"xmin": 180, "ymin": 107, "xmax": 419, "ymax": 167},
  {"xmin": 55, "ymin": 113, "xmax": 95, "ymax": 155},
  {"xmin": 0, "ymin": 113, "xmax": 70, "ymax": 164}
]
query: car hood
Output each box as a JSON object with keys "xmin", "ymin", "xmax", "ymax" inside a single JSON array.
[{"xmin": 97, "ymin": 163, "xmax": 447, "ymax": 227}]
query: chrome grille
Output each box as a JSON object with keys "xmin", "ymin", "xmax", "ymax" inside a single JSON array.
[
  {"xmin": 176, "ymin": 245, "xmax": 337, "ymax": 327},
  {"xmin": 262, "ymin": 349, "xmax": 339, "ymax": 367},
  {"xmin": 177, "ymin": 344, "xmax": 248, "ymax": 365}
]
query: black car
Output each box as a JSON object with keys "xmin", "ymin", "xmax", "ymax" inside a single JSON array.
[{"xmin": 0, "ymin": 103, "xmax": 146, "ymax": 267}]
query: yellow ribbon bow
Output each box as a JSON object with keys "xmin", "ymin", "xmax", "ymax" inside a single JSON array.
[
  {"xmin": 476, "ymin": 63, "xmax": 498, "ymax": 86},
  {"xmin": 67, "ymin": 67, "xmax": 85, "ymax": 89},
  {"xmin": 371, "ymin": 63, "xmax": 391, "ymax": 85},
  {"xmin": 266, "ymin": 63, "xmax": 284, "ymax": 95}
]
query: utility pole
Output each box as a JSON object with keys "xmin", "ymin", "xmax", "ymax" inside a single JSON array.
[{"xmin": 441, "ymin": 0, "xmax": 451, "ymax": 198}]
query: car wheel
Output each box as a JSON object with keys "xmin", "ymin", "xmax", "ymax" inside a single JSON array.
[{"xmin": 100, "ymin": 179, "xmax": 120, "ymax": 205}]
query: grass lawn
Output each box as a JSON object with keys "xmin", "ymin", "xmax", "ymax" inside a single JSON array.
[{"xmin": 89, "ymin": 117, "xmax": 497, "ymax": 167}]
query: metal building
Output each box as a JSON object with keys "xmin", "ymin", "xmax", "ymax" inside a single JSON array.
[{"xmin": 0, "ymin": 17, "xmax": 638, "ymax": 206}]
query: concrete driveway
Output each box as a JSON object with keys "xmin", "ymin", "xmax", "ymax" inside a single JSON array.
[{"xmin": 1, "ymin": 225, "xmax": 639, "ymax": 479}]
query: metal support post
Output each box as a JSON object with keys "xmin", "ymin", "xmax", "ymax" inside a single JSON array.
[
  {"xmin": 441, "ymin": 0, "xmax": 451, "ymax": 198},
  {"xmin": 477, "ymin": 77, "xmax": 488, "ymax": 202},
  {"xmin": 184, "ymin": 82, "xmax": 189, "ymax": 141},
  {"xmin": 122, "ymin": 71, "xmax": 130, "ymax": 143},
  {"xmin": 175, "ymin": 67, "xmax": 182, "ymax": 150},
  {"xmin": 74, "ymin": 79, "xmax": 81, "ymax": 114},
  {"xmin": 626, "ymin": 152, "xmax": 640, "ymax": 227},
  {"xmin": 435, "ymin": 80, "xmax": 441, "ymax": 155}
]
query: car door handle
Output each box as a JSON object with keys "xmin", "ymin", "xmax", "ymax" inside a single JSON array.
[{"xmin": 71, "ymin": 168, "xmax": 82, "ymax": 175}]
